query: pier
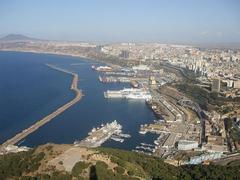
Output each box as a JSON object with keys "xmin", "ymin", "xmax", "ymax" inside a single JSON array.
[
  {"xmin": 1, "ymin": 64, "xmax": 83, "ymax": 148},
  {"xmin": 74, "ymin": 120, "xmax": 122, "ymax": 148}
]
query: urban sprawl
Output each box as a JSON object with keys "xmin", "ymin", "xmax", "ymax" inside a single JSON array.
[{"xmin": 1, "ymin": 39, "xmax": 240, "ymax": 166}]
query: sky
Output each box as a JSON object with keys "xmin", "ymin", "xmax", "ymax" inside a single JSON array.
[{"xmin": 0, "ymin": 0, "xmax": 240, "ymax": 44}]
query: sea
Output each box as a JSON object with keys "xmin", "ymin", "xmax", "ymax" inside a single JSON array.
[{"xmin": 0, "ymin": 51, "xmax": 157, "ymax": 150}]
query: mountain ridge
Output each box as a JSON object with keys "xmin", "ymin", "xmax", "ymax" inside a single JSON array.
[{"xmin": 0, "ymin": 34, "xmax": 41, "ymax": 42}]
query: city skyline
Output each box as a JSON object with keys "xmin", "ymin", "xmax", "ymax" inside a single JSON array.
[{"xmin": 0, "ymin": 0, "xmax": 240, "ymax": 44}]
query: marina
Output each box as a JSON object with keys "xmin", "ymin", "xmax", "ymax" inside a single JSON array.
[{"xmin": 141, "ymin": 142, "xmax": 155, "ymax": 147}]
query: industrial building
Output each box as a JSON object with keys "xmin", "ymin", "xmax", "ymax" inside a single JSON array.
[
  {"xmin": 132, "ymin": 65, "xmax": 150, "ymax": 71},
  {"xmin": 177, "ymin": 140, "xmax": 198, "ymax": 151}
]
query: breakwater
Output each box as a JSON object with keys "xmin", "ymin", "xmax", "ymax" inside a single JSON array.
[{"xmin": 1, "ymin": 64, "xmax": 82, "ymax": 147}]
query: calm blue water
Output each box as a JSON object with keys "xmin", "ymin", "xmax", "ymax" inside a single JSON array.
[{"xmin": 0, "ymin": 51, "xmax": 156, "ymax": 150}]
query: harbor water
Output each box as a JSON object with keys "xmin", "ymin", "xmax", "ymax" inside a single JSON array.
[{"xmin": 0, "ymin": 51, "xmax": 157, "ymax": 150}]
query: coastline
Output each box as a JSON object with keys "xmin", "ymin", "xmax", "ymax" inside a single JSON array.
[
  {"xmin": 0, "ymin": 49, "xmax": 119, "ymax": 67},
  {"xmin": 1, "ymin": 63, "xmax": 83, "ymax": 148}
]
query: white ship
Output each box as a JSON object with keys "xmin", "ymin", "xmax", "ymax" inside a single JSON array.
[
  {"xmin": 118, "ymin": 133, "xmax": 131, "ymax": 138},
  {"xmin": 139, "ymin": 130, "xmax": 147, "ymax": 134},
  {"xmin": 104, "ymin": 90, "xmax": 123, "ymax": 98},
  {"xmin": 104, "ymin": 88, "xmax": 152, "ymax": 100},
  {"xmin": 126, "ymin": 93, "xmax": 152, "ymax": 100},
  {"xmin": 95, "ymin": 66, "xmax": 112, "ymax": 72},
  {"xmin": 111, "ymin": 137, "xmax": 124, "ymax": 143}
]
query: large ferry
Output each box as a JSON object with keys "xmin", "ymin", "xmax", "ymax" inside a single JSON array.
[
  {"xmin": 104, "ymin": 90, "xmax": 123, "ymax": 98},
  {"xmin": 125, "ymin": 92, "xmax": 152, "ymax": 100},
  {"xmin": 104, "ymin": 88, "xmax": 152, "ymax": 100},
  {"xmin": 92, "ymin": 65, "xmax": 112, "ymax": 72}
]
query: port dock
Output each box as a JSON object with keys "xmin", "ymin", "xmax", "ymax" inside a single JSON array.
[
  {"xmin": 74, "ymin": 120, "xmax": 130, "ymax": 148},
  {"xmin": 1, "ymin": 64, "xmax": 83, "ymax": 148}
]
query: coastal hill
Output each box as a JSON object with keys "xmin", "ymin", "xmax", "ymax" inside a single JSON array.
[
  {"xmin": 0, "ymin": 34, "xmax": 40, "ymax": 42},
  {"xmin": 0, "ymin": 143, "xmax": 240, "ymax": 179}
]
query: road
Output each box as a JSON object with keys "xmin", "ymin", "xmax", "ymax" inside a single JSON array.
[{"xmin": 179, "ymin": 99, "xmax": 206, "ymax": 144}]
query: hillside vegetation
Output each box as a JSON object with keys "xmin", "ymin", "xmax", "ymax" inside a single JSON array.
[{"xmin": 0, "ymin": 144, "xmax": 240, "ymax": 179}]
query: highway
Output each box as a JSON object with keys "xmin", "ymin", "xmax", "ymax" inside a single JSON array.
[
  {"xmin": 1, "ymin": 64, "xmax": 83, "ymax": 147},
  {"xmin": 159, "ymin": 62, "xmax": 198, "ymax": 82}
]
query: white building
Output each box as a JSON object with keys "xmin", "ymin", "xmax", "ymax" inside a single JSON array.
[
  {"xmin": 226, "ymin": 80, "xmax": 234, "ymax": 88},
  {"xmin": 234, "ymin": 80, "xmax": 240, "ymax": 89}
]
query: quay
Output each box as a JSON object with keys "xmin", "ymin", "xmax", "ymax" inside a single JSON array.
[
  {"xmin": 74, "ymin": 120, "xmax": 122, "ymax": 148},
  {"xmin": 1, "ymin": 64, "xmax": 83, "ymax": 148}
]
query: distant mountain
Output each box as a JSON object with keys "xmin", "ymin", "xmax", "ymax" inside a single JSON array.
[{"xmin": 0, "ymin": 34, "xmax": 40, "ymax": 42}]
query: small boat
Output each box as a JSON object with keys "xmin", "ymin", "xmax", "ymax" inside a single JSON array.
[
  {"xmin": 111, "ymin": 137, "xmax": 124, "ymax": 143},
  {"xmin": 118, "ymin": 133, "xmax": 131, "ymax": 138},
  {"xmin": 139, "ymin": 130, "xmax": 146, "ymax": 134}
]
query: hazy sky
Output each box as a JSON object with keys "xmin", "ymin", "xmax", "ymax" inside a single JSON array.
[{"xmin": 0, "ymin": 0, "xmax": 240, "ymax": 43}]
